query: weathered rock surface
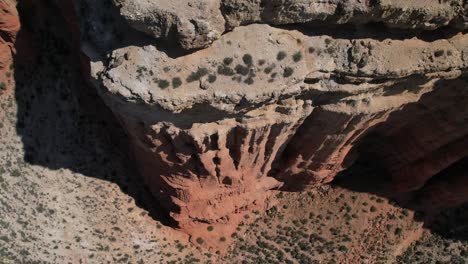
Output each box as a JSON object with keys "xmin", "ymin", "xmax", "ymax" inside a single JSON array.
[
  {"xmin": 76, "ymin": 0, "xmax": 468, "ymax": 244},
  {"xmin": 0, "ymin": 0, "xmax": 19, "ymax": 93},
  {"xmin": 111, "ymin": 0, "xmax": 468, "ymax": 50}
]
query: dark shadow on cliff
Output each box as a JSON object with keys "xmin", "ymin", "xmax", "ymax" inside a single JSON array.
[
  {"xmin": 13, "ymin": 0, "xmax": 174, "ymax": 226},
  {"xmin": 332, "ymin": 77, "xmax": 468, "ymax": 242},
  {"xmin": 280, "ymin": 21, "xmax": 465, "ymax": 42}
]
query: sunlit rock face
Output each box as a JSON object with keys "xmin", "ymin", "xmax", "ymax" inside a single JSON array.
[
  {"xmin": 0, "ymin": 0, "xmax": 19, "ymax": 95},
  {"xmin": 74, "ymin": 0, "xmax": 468, "ymax": 239}
]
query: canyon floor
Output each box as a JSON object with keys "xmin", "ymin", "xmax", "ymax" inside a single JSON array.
[{"xmin": 0, "ymin": 78, "xmax": 467, "ymax": 263}]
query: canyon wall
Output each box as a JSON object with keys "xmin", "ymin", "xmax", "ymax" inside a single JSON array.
[
  {"xmin": 57, "ymin": 0, "xmax": 468, "ymax": 243},
  {"xmin": 0, "ymin": 0, "xmax": 19, "ymax": 95}
]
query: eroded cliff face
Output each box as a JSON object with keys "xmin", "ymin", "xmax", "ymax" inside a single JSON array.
[
  {"xmin": 0, "ymin": 0, "xmax": 19, "ymax": 95},
  {"xmin": 74, "ymin": 0, "xmax": 468, "ymax": 245}
]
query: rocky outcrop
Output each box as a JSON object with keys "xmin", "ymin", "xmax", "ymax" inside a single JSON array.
[
  {"xmin": 0, "ymin": 0, "xmax": 19, "ymax": 94},
  {"xmin": 111, "ymin": 0, "xmax": 468, "ymax": 50},
  {"xmin": 75, "ymin": 0, "xmax": 468, "ymax": 245}
]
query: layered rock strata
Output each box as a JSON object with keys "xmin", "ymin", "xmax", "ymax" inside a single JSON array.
[
  {"xmin": 112, "ymin": 0, "xmax": 468, "ymax": 50},
  {"xmin": 75, "ymin": 0, "xmax": 468, "ymax": 240}
]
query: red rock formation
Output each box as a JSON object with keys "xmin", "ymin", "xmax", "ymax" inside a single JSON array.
[
  {"xmin": 15, "ymin": 0, "xmax": 468, "ymax": 248},
  {"xmin": 0, "ymin": 0, "xmax": 19, "ymax": 94}
]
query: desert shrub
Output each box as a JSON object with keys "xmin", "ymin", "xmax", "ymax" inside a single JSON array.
[
  {"xmin": 244, "ymin": 77, "xmax": 254, "ymax": 85},
  {"xmin": 187, "ymin": 67, "xmax": 209, "ymax": 82},
  {"xmin": 258, "ymin": 59, "xmax": 266, "ymax": 66},
  {"xmin": 207, "ymin": 226, "xmax": 214, "ymax": 232},
  {"xmin": 235, "ymin": 64, "xmax": 250, "ymax": 76},
  {"xmin": 395, "ymin": 228, "xmax": 402, "ymax": 235},
  {"xmin": 10, "ymin": 169, "xmax": 20, "ymax": 177},
  {"xmin": 232, "ymin": 76, "xmax": 242, "ymax": 82},
  {"xmin": 220, "ymin": 237, "xmax": 226, "ymax": 242},
  {"xmin": 208, "ymin": 74, "xmax": 217, "ymax": 83},
  {"xmin": 158, "ymin": 80, "xmax": 170, "ymax": 89},
  {"xmin": 293, "ymin": 52, "xmax": 303, "ymax": 62},
  {"xmin": 223, "ymin": 57, "xmax": 234, "ymax": 65},
  {"xmin": 325, "ymin": 38, "xmax": 333, "ymax": 45},
  {"xmin": 172, "ymin": 77, "xmax": 182, "ymax": 88},
  {"xmin": 243, "ymin": 54, "xmax": 253, "ymax": 65},
  {"xmin": 0, "ymin": 82, "xmax": 6, "ymax": 91},
  {"xmin": 217, "ymin": 65, "xmax": 235, "ymax": 76},
  {"xmin": 434, "ymin": 50, "xmax": 445, "ymax": 57},
  {"xmin": 196, "ymin": 237, "xmax": 204, "ymax": 244},
  {"xmin": 283, "ymin": 67, "xmax": 294, "ymax": 78},
  {"xmin": 370, "ymin": 206, "xmax": 377, "ymax": 212},
  {"xmin": 277, "ymin": 51, "xmax": 287, "ymax": 61},
  {"xmin": 264, "ymin": 65, "xmax": 275, "ymax": 74},
  {"xmin": 308, "ymin": 47, "xmax": 315, "ymax": 53}
]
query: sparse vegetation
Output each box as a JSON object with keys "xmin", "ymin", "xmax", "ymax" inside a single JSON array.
[
  {"xmin": 277, "ymin": 51, "xmax": 287, "ymax": 61},
  {"xmin": 187, "ymin": 67, "xmax": 209, "ymax": 82},
  {"xmin": 235, "ymin": 64, "xmax": 250, "ymax": 76},
  {"xmin": 434, "ymin": 50, "xmax": 445, "ymax": 57},
  {"xmin": 283, "ymin": 67, "xmax": 294, "ymax": 78},
  {"xmin": 158, "ymin": 79, "xmax": 170, "ymax": 89},
  {"xmin": 243, "ymin": 54, "xmax": 253, "ymax": 66},
  {"xmin": 293, "ymin": 51, "xmax": 303, "ymax": 62},
  {"xmin": 244, "ymin": 77, "xmax": 254, "ymax": 85},
  {"xmin": 223, "ymin": 57, "xmax": 234, "ymax": 65},
  {"xmin": 208, "ymin": 74, "xmax": 217, "ymax": 83},
  {"xmin": 217, "ymin": 65, "xmax": 235, "ymax": 76},
  {"xmin": 172, "ymin": 77, "xmax": 182, "ymax": 88}
]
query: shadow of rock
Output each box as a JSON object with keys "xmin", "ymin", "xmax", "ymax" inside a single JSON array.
[
  {"xmin": 13, "ymin": 0, "xmax": 174, "ymax": 226},
  {"xmin": 333, "ymin": 76, "xmax": 468, "ymax": 241}
]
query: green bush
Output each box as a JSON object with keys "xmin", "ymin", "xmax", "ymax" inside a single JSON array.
[
  {"xmin": 196, "ymin": 237, "xmax": 204, "ymax": 244},
  {"xmin": 208, "ymin": 74, "xmax": 217, "ymax": 83},
  {"xmin": 158, "ymin": 80, "xmax": 170, "ymax": 89},
  {"xmin": 223, "ymin": 57, "xmax": 234, "ymax": 65},
  {"xmin": 0, "ymin": 82, "xmax": 6, "ymax": 91},
  {"xmin": 217, "ymin": 65, "xmax": 235, "ymax": 76},
  {"xmin": 235, "ymin": 64, "xmax": 249, "ymax": 76},
  {"xmin": 277, "ymin": 51, "xmax": 287, "ymax": 61},
  {"xmin": 244, "ymin": 77, "xmax": 254, "ymax": 85},
  {"xmin": 264, "ymin": 65, "xmax": 275, "ymax": 74},
  {"xmin": 187, "ymin": 67, "xmax": 209, "ymax": 82},
  {"xmin": 434, "ymin": 50, "xmax": 445, "ymax": 57},
  {"xmin": 395, "ymin": 228, "xmax": 402, "ymax": 235},
  {"xmin": 172, "ymin": 77, "xmax": 182, "ymax": 88},
  {"xmin": 10, "ymin": 169, "xmax": 21, "ymax": 177},
  {"xmin": 207, "ymin": 226, "xmax": 214, "ymax": 232},
  {"xmin": 293, "ymin": 52, "xmax": 302, "ymax": 62},
  {"xmin": 243, "ymin": 54, "xmax": 253, "ymax": 66},
  {"xmin": 283, "ymin": 67, "xmax": 294, "ymax": 78}
]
